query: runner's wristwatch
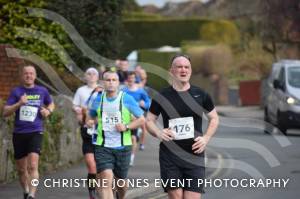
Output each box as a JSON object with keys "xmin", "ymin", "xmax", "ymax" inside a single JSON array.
[{"xmin": 125, "ymin": 124, "xmax": 130, "ymax": 131}]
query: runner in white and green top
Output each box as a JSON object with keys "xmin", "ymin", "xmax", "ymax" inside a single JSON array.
[{"xmin": 88, "ymin": 71, "xmax": 145, "ymax": 199}]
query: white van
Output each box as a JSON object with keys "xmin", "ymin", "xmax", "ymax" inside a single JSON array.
[{"xmin": 264, "ymin": 59, "xmax": 300, "ymax": 135}]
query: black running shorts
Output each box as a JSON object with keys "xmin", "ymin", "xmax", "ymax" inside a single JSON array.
[
  {"xmin": 13, "ymin": 132, "xmax": 43, "ymax": 160},
  {"xmin": 80, "ymin": 127, "xmax": 95, "ymax": 154},
  {"xmin": 159, "ymin": 144, "xmax": 205, "ymax": 194}
]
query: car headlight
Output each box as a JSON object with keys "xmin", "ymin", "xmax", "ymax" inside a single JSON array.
[
  {"xmin": 286, "ymin": 96, "xmax": 300, "ymax": 105},
  {"xmin": 287, "ymin": 97, "xmax": 296, "ymax": 104}
]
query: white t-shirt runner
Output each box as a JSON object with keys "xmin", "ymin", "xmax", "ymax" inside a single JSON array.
[
  {"xmin": 73, "ymin": 85, "xmax": 96, "ymax": 108},
  {"xmin": 73, "ymin": 85, "xmax": 98, "ymax": 131}
]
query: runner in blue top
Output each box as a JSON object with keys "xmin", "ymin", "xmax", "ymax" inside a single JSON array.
[
  {"xmin": 123, "ymin": 72, "xmax": 151, "ymax": 111},
  {"xmin": 3, "ymin": 65, "xmax": 54, "ymax": 199},
  {"xmin": 122, "ymin": 71, "xmax": 151, "ymax": 165}
]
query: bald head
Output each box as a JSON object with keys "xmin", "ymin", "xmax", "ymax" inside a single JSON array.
[
  {"xmin": 170, "ymin": 54, "xmax": 191, "ymax": 67},
  {"xmin": 21, "ymin": 65, "xmax": 36, "ymax": 88},
  {"xmin": 22, "ymin": 65, "xmax": 36, "ymax": 74},
  {"xmin": 103, "ymin": 71, "xmax": 119, "ymax": 81},
  {"xmin": 170, "ymin": 55, "xmax": 192, "ymax": 84}
]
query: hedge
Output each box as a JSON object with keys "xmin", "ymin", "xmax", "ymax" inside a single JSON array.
[
  {"xmin": 121, "ymin": 18, "xmax": 211, "ymax": 56},
  {"xmin": 138, "ymin": 49, "xmax": 177, "ymax": 91}
]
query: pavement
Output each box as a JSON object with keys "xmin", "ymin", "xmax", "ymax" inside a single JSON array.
[{"xmin": 216, "ymin": 105, "xmax": 263, "ymax": 119}]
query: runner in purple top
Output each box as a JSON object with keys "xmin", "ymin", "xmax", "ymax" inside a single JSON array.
[
  {"xmin": 6, "ymin": 85, "xmax": 53, "ymax": 133},
  {"xmin": 3, "ymin": 65, "xmax": 54, "ymax": 199}
]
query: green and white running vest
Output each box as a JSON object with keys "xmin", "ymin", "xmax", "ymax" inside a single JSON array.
[{"xmin": 95, "ymin": 91, "xmax": 132, "ymax": 147}]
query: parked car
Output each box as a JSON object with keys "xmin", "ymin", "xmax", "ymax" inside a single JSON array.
[{"xmin": 264, "ymin": 59, "xmax": 300, "ymax": 135}]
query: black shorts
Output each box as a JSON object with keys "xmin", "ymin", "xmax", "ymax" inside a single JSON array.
[
  {"xmin": 131, "ymin": 129, "xmax": 138, "ymax": 137},
  {"xmin": 13, "ymin": 132, "xmax": 43, "ymax": 160},
  {"xmin": 131, "ymin": 129, "xmax": 140, "ymax": 142},
  {"xmin": 159, "ymin": 144, "xmax": 205, "ymax": 193},
  {"xmin": 80, "ymin": 127, "xmax": 95, "ymax": 154}
]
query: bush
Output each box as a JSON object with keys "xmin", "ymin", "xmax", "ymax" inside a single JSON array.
[
  {"xmin": 0, "ymin": 0, "xmax": 73, "ymax": 70},
  {"xmin": 40, "ymin": 110, "xmax": 64, "ymax": 172},
  {"xmin": 185, "ymin": 44, "xmax": 233, "ymax": 76},
  {"xmin": 199, "ymin": 20, "xmax": 241, "ymax": 46},
  {"xmin": 123, "ymin": 11, "xmax": 163, "ymax": 20}
]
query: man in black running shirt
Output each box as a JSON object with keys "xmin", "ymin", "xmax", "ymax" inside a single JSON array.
[{"xmin": 146, "ymin": 54, "xmax": 219, "ymax": 199}]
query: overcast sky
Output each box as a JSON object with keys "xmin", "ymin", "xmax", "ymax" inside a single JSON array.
[{"xmin": 135, "ymin": 0, "xmax": 210, "ymax": 8}]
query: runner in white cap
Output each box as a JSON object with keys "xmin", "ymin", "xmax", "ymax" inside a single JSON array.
[{"xmin": 73, "ymin": 67, "xmax": 102, "ymax": 199}]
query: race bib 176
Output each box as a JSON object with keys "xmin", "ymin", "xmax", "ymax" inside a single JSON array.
[{"xmin": 169, "ymin": 117, "xmax": 194, "ymax": 140}]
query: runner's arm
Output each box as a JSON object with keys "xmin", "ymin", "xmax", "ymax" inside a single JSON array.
[
  {"xmin": 3, "ymin": 93, "xmax": 27, "ymax": 117},
  {"xmin": 117, "ymin": 94, "xmax": 145, "ymax": 131},
  {"xmin": 45, "ymin": 102, "xmax": 55, "ymax": 113},
  {"xmin": 122, "ymin": 115, "xmax": 145, "ymax": 131},
  {"xmin": 145, "ymin": 95, "xmax": 168, "ymax": 139},
  {"xmin": 84, "ymin": 93, "xmax": 102, "ymax": 127},
  {"xmin": 85, "ymin": 114, "xmax": 97, "ymax": 128},
  {"xmin": 145, "ymin": 112, "xmax": 162, "ymax": 139},
  {"xmin": 204, "ymin": 108, "xmax": 219, "ymax": 141},
  {"xmin": 3, "ymin": 103, "xmax": 22, "ymax": 117},
  {"xmin": 40, "ymin": 102, "xmax": 55, "ymax": 118},
  {"xmin": 192, "ymin": 108, "xmax": 219, "ymax": 154},
  {"xmin": 72, "ymin": 89, "xmax": 84, "ymax": 121},
  {"xmin": 145, "ymin": 112, "xmax": 174, "ymax": 141},
  {"xmin": 140, "ymin": 89, "xmax": 151, "ymax": 110},
  {"xmin": 202, "ymin": 93, "xmax": 219, "ymax": 141}
]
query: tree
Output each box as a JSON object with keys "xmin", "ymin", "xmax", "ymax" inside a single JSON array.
[
  {"xmin": 260, "ymin": 0, "xmax": 300, "ymax": 59},
  {"xmin": 123, "ymin": 0, "xmax": 141, "ymax": 12},
  {"xmin": 47, "ymin": 0, "xmax": 126, "ymax": 66}
]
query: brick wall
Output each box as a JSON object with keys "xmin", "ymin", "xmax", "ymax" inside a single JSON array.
[{"xmin": 0, "ymin": 44, "xmax": 26, "ymax": 101}]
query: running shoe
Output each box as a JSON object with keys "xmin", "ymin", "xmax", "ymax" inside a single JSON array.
[{"xmin": 139, "ymin": 144, "xmax": 145, "ymax": 151}]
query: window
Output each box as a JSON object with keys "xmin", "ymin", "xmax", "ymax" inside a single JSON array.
[{"xmin": 287, "ymin": 67, "xmax": 300, "ymax": 88}]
